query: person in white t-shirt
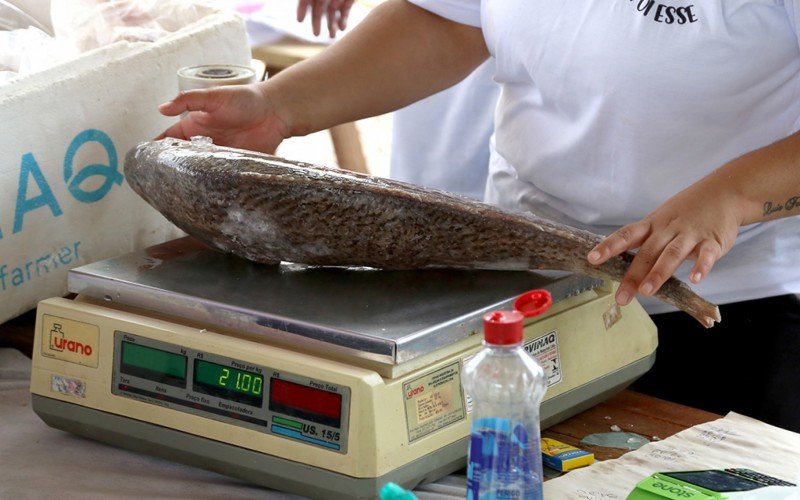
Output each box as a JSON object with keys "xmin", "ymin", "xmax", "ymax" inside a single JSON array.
[
  {"xmin": 158, "ymin": 0, "xmax": 800, "ymax": 431},
  {"xmin": 297, "ymin": 0, "xmax": 499, "ymax": 200},
  {"xmin": 391, "ymin": 59, "xmax": 498, "ymax": 200}
]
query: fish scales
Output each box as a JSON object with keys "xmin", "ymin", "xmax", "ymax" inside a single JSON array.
[{"xmin": 124, "ymin": 139, "xmax": 721, "ymax": 328}]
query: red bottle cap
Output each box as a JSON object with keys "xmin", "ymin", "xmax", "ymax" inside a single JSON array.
[
  {"xmin": 483, "ymin": 310, "xmax": 524, "ymax": 345},
  {"xmin": 514, "ymin": 289, "xmax": 553, "ymax": 318}
]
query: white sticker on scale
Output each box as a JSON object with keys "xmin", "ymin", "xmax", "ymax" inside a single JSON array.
[
  {"xmin": 403, "ymin": 361, "xmax": 466, "ymax": 442},
  {"xmin": 523, "ymin": 330, "xmax": 562, "ymax": 387}
]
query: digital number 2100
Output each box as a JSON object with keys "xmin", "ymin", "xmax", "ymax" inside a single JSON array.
[{"xmin": 219, "ymin": 368, "xmax": 263, "ymax": 396}]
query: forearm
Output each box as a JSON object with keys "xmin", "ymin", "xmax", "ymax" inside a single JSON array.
[
  {"xmin": 265, "ymin": 0, "xmax": 489, "ymax": 137},
  {"xmin": 699, "ymin": 131, "xmax": 800, "ymax": 226}
]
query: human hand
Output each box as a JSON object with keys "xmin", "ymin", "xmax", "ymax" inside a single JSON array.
[
  {"xmin": 157, "ymin": 84, "xmax": 289, "ymax": 154},
  {"xmin": 587, "ymin": 182, "xmax": 745, "ymax": 306},
  {"xmin": 297, "ymin": 0, "xmax": 355, "ymax": 38}
]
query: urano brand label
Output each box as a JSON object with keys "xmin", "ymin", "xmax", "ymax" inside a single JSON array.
[{"xmin": 41, "ymin": 315, "xmax": 100, "ymax": 368}]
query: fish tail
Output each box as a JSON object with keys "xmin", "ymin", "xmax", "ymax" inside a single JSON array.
[
  {"xmin": 654, "ymin": 278, "xmax": 721, "ymax": 329},
  {"xmin": 574, "ymin": 255, "xmax": 721, "ymax": 328}
]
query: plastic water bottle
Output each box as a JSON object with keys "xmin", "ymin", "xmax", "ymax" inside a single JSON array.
[{"xmin": 462, "ymin": 290, "xmax": 551, "ymax": 500}]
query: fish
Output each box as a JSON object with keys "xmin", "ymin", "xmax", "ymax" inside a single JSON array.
[{"xmin": 124, "ymin": 138, "xmax": 721, "ymax": 328}]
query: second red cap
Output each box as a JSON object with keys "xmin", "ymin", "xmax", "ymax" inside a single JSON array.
[
  {"xmin": 514, "ymin": 289, "xmax": 553, "ymax": 318},
  {"xmin": 483, "ymin": 310, "xmax": 524, "ymax": 345}
]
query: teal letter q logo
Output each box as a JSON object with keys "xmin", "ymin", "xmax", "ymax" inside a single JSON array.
[{"xmin": 64, "ymin": 129, "xmax": 124, "ymax": 203}]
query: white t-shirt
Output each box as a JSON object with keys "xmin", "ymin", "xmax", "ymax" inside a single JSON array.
[
  {"xmin": 391, "ymin": 59, "xmax": 499, "ymax": 200},
  {"xmin": 409, "ymin": 0, "xmax": 800, "ymax": 313}
]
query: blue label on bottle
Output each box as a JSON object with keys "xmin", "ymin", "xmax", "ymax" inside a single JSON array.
[{"xmin": 467, "ymin": 417, "xmax": 543, "ymax": 499}]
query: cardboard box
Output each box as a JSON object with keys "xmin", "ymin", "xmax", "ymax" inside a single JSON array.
[{"xmin": 0, "ymin": 8, "xmax": 251, "ymax": 324}]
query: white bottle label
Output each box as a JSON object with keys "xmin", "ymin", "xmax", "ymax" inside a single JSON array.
[{"xmin": 467, "ymin": 417, "xmax": 543, "ymax": 500}]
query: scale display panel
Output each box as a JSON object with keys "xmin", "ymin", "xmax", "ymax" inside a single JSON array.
[
  {"xmin": 111, "ymin": 331, "xmax": 350, "ymax": 453},
  {"xmin": 194, "ymin": 358, "xmax": 265, "ymax": 406}
]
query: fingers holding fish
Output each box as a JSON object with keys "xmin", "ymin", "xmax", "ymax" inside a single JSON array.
[
  {"xmin": 689, "ymin": 239, "xmax": 723, "ymax": 285},
  {"xmin": 603, "ymin": 221, "xmax": 673, "ymax": 305},
  {"xmin": 591, "ymin": 214, "xmax": 731, "ymax": 306},
  {"xmin": 619, "ymin": 232, "xmax": 699, "ymax": 306},
  {"xmin": 161, "ymin": 86, "xmax": 267, "ymax": 121},
  {"xmin": 159, "ymin": 89, "xmax": 214, "ymax": 117},
  {"xmin": 587, "ymin": 222, "xmax": 648, "ymax": 266},
  {"xmin": 587, "ymin": 174, "xmax": 746, "ymax": 312},
  {"xmin": 157, "ymin": 85, "xmax": 289, "ymax": 154},
  {"xmin": 154, "ymin": 110, "xmax": 222, "ymax": 143}
]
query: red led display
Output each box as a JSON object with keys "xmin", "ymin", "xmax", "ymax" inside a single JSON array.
[{"xmin": 269, "ymin": 378, "xmax": 342, "ymax": 427}]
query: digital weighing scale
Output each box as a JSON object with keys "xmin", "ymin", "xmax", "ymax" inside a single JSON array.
[{"xmin": 30, "ymin": 237, "xmax": 657, "ymax": 499}]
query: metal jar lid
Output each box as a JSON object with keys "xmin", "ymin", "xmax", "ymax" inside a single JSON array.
[{"xmin": 177, "ymin": 64, "xmax": 257, "ymax": 91}]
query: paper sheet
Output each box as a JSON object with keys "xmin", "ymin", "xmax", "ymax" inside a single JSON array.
[{"xmin": 544, "ymin": 412, "xmax": 800, "ymax": 499}]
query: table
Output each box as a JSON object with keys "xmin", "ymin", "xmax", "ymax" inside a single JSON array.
[
  {"xmin": 543, "ymin": 390, "xmax": 719, "ymax": 462},
  {"xmin": 252, "ymin": 39, "xmax": 370, "ymax": 175}
]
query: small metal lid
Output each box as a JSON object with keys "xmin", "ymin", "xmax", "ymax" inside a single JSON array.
[{"xmin": 177, "ymin": 64, "xmax": 257, "ymax": 91}]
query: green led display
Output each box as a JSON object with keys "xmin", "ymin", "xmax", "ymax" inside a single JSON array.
[
  {"xmin": 194, "ymin": 359, "xmax": 264, "ymax": 399},
  {"xmin": 121, "ymin": 341, "xmax": 186, "ymax": 380}
]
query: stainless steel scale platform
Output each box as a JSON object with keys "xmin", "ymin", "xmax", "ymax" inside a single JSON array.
[{"xmin": 30, "ymin": 237, "xmax": 657, "ymax": 499}]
